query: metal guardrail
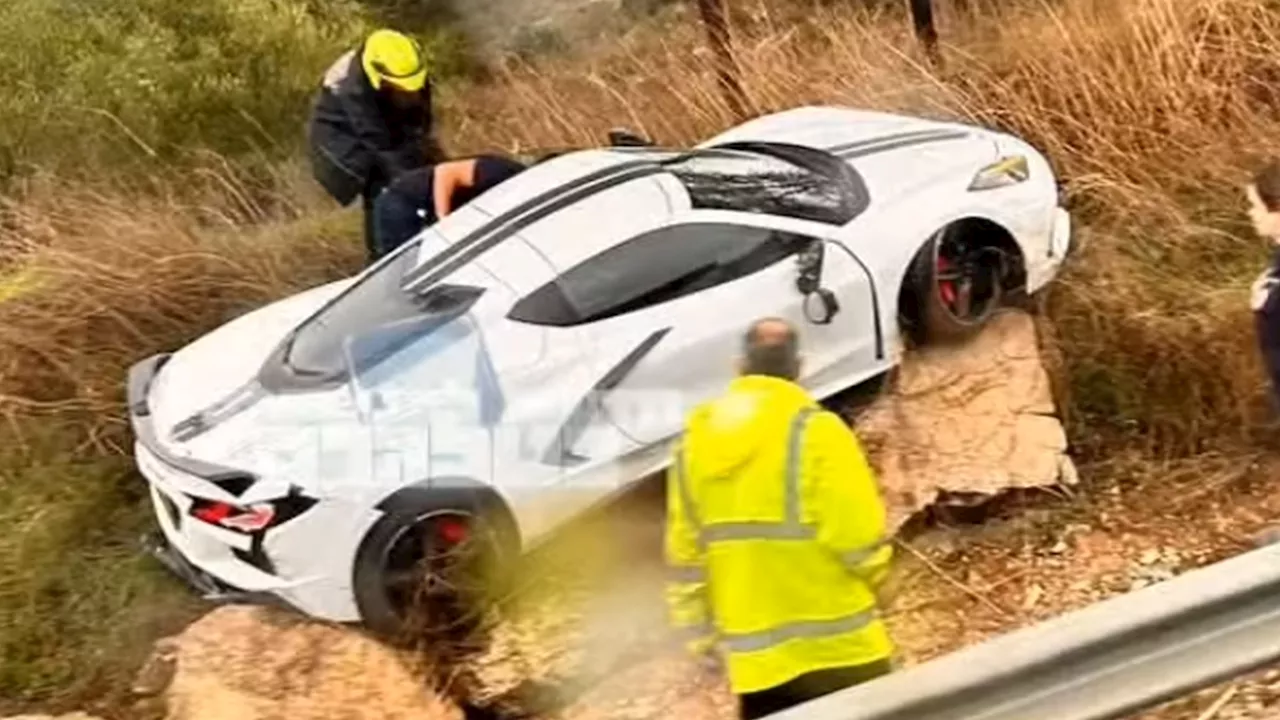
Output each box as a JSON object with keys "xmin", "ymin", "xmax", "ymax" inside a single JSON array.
[{"xmin": 770, "ymin": 540, "xmax": 1280, "ymax": 720}]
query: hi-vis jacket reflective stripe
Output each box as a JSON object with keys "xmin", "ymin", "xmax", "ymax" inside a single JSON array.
[{"xmin": 664, "ymin": 374, "xmax": 895, "ymax": 695}]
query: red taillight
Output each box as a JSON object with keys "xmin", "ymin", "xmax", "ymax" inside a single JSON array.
[{"xmin": 191, "ymin": 500, "xmax": 275, "ymax": 533}]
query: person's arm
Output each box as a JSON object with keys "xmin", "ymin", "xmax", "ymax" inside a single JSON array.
[
  {"xmin": 664, "ymin": 438, "xmax": 715, "ymax": 656},
  {"xmin": 810, "ymin": 410, "xmax": 893, "ymax": 591},
  {"xmin": 433, "ymin": 159, "xmax": 478, "ymax": 220}
]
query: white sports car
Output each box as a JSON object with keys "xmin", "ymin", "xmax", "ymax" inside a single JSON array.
[{"xmin": 128, "ymin": 106, "xmax": 1072, "ymax": 636}]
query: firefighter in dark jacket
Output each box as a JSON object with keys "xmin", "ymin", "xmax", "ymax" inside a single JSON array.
[{"xmin": 307, "ymin": 29, "xmax": 446, "ymax": 261}]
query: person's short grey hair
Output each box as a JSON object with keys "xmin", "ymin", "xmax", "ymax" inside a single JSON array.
[{"xmin": 742, "ymin": 317, "xmax": 800, "ymax": 380}]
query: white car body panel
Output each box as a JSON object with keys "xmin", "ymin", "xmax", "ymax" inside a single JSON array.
[{"xmin": 126, "ymin": 105, "xmax": 1073, "ymax": 624}]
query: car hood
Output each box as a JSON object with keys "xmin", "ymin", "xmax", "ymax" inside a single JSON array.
[
  {"xmin": 699, "ymin": 105, "xmax": 974, "ymax": 153},
  {"xmin": 146, "ymin": 278, "xmax": 355, "ymax": 444},
  {"xmin": 699, "ymin": 105, "xmax": 999, "ymax": 198}
]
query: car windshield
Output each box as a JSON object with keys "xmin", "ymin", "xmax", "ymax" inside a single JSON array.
[
  {"xmin": 283, "ymin": 230, "xmax": 445, "ymax": 380},
  {"xmin": 660, "ymin": 146, "xmax": 859, "ymax": 225},
  {"xmin": 345, "ymin": 309, "xmax": 503, "ymax": 425},
  {"xmin": 343, "ymin": 310, "xmax": 506, "ymax": 481}
]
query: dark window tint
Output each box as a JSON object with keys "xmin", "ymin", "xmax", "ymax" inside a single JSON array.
[
  {"xmin": 663, "ymin": 148, "xmax": 855, "ymax": 225},
  {"xmin": 507, "ymin": 223, "xmax": 817, "ymax": 327}
]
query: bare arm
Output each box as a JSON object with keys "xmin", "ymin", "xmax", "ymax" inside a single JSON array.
[{"xmin": 433, "ymin": 159, "xmax": 477, "ymax": 220}]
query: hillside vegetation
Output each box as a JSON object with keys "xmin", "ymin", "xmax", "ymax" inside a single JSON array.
[{"xmin": 2, "ymin": 0, "xmax": 1279, "ymax": 713}]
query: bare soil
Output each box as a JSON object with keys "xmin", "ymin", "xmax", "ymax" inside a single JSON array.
[{"xmin": 449, "ymin": 452, "xmax": 1280, "ymax": 720}]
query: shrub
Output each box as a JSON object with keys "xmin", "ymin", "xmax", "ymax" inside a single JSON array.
[{"xmin": 0, "ymin": 0, "xmax": 478, "ymax": 186}]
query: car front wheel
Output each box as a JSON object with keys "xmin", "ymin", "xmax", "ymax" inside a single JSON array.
[{"xmin": 901, "ymin": 226, "xmax": 1008, "ymax": 345}]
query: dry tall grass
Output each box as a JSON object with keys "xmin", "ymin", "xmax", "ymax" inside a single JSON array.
[
  {"xmin": 440, "ymin": 0, "xmax": 1280, "ymax": 457},
  {"xmin": 3, "ymin": 0, "xmax": 1275, "ymax": 461},
  {"xmin": 3, "ymin": 0, "xmax": 1280, "ymax": 710}
]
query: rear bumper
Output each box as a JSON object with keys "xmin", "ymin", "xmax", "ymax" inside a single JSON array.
[
  {"xmin": 128, "ymin": 353, "xmax": 283, "ymax": 593},
  {"xmin": 141, "ymin": 530, "xmax": 289, "ymax": 610},
  {"xmin": 127, "ymin": 353, "xmax": 259, "ymax": 490},
  {"xmin": 127, "ymin": 352, "xmax": 367, "ymax": 623}
]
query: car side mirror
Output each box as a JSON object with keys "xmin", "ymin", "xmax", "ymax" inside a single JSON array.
[
  {"xmin": 796, "ymin": 241, "xmax": 840, "ymax": 325},
  {"xmin": 796, "ymin": 241, "xmax": 824, "ymax": 295}
]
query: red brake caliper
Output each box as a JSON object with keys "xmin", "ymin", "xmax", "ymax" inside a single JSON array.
[{"xmin": 937, "ymin": 254, "xmax": 957, "ymax": 307}]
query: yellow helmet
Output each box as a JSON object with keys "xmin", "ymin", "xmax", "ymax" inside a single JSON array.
[{"xmin": 361, "ymin": 29, "xmax": 428, "ymax": 92}]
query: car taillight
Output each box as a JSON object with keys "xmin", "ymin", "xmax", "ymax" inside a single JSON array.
[{"xmin": 191, "ymin": 499, "xmax": 276, "ymax": 533}]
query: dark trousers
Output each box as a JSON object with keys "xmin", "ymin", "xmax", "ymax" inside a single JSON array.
[
  {"xmin": 370, "ymin": 189, "xmax": 432, "ymax": 264},
  {"xmin": 738, "ymin": 659, "xmax": 893, "ymax": 720},
  {"xmin": 361, "ymin": 178, "xmax": 388, "ymax": 264}
]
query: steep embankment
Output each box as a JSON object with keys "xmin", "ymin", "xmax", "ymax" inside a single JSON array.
[
  {"xmin": 3, "ymin": 308, "xmax": 1079, "ymax": 720},
  {"xmin": 7, "ymin": 0, "xmax": 1280, "ymax": 715},
  {"xmin": 11, "ymin": 310, "xmax": 1276, "ymax": 720}
]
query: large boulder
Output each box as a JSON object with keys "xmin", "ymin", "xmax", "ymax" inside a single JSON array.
[
  {"xmin": 854, "ymin": 309, "xmax": 1078, "ymax": 531},
  {"xmin": 139, "ymin": 605, "xmax": 459, "ymax": 720}
]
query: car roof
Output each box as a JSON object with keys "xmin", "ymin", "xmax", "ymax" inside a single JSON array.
[{"xmin": 400, "ymin": 149, "xmax": 682, "ymax": 295}]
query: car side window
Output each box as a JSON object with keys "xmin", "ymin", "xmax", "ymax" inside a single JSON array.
[{"xmin": 506, "ymin": 222, "xmax": 817, "ymax": 327}]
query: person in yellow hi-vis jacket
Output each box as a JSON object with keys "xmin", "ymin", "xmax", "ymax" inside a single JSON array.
[{"xmin": 665, "ymin": 317, "xmax": 896, "ymax": 720}]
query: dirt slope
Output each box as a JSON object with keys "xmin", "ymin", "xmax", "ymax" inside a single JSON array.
[{"xmin": 15, "ymin": 309, "xmax": 1273, "ymax": 720}]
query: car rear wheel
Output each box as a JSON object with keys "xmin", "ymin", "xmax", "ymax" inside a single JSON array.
[
  {"xmin": 353, "ymin": 509, "xmax": 509, "ymax": 647},
  {"xmin": 901, "ymin": 225, "xmax": 1010, "ymax": 345}
]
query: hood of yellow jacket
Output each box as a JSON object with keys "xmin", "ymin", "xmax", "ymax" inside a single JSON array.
[{"xmin": 683, "ymin": 374, "xmax": 816, "ymax": 480}]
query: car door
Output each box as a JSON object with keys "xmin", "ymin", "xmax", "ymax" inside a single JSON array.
[{"xmin": 505, "ymin": 209, "xmax": 880, "ymax": 449}]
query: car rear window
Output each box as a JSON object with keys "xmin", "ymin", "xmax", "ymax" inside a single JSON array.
[{"xmin": 662, "ymin": 147, "xmax": 858, "ymax": 225}]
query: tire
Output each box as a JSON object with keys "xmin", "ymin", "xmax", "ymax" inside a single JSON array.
[
  {"xmin": 352, "ymin": 491, "xmax": 518, "ymax": 645},
  {"xmin": 901, "ymin": 227, "xmax": 1005, "ymax": 346}
]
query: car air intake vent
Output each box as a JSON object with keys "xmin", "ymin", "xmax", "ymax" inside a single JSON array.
[
  {"xmin": 272, "ymin": 487, "xmax": 320, "ymax": 527},
  {"xmin": 233, "ymin": 545, "xmax": 276, "ymax": 575},
  {"xmin": 212, "ymin": 475, "xmax": 255, "ymax": 497}
]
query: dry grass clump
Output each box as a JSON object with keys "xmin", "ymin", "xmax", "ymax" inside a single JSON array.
[
  {"xmin": 0, "ymin": 164, "xmax": 362, "ymax": 449},
  {"xmin": 442, "ymin": 0, "xmax": 1280, "ymax": 457},
  {"xmin": 0, "ymin": 162, "xmax": 365, "ymax": 711},
  {"xmin": 5, "ymin": 0, "xmax": 1273, "ymax": 464}
]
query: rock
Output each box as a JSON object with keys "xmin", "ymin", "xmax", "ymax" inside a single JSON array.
[
  {"xmin": 130, "ymin": 696, "xmax": 168, "ymax": 720},
  {"xmin": 131, "ymin": 637, "xmax": 179, "ymax": 697},
  {"xmin": 162, "ymin": 605, "xmax": 461, "ymax": 720},
  {"xmin": 1139, "ymin": 549, "xmax": 1162, "ymax": 566},
  {"xmin": 854, "ymin": 310, "xmax": 1078, "ymax": 532}
]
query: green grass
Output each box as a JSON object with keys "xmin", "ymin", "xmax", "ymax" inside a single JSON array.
[
  {"xmin": 0, "ymin": 425, "xmax": 202, "ymax": 714},
  {"xmin": 0, "ymin": 202, "xmax": 364, "ymax": 714}
]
